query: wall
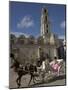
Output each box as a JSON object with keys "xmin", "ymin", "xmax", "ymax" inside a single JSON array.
[
  {"xmin": 12, "ymin": 44, "xmax": 58, "ymax": 64},
  {"xmin": 17, "ymin": 45, "xmax": 39, "ymax": 64}
]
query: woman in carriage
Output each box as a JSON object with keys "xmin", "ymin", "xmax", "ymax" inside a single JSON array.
[{"xmin": 50, "ymin": 57, "xmax": 62, "ymax": 76}]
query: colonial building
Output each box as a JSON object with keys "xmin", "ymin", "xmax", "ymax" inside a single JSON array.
[
  {"xmin": 39, "ymin": 8, "xmax": 59, "ymax": 59},
  {"xmin": 10, "ymin": 8, "xmax": 64, "ymax": 64}
]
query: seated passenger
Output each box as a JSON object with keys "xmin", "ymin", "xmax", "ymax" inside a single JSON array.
[{"xmin": 50, "ymin": 57, "xmax": 61, "ymax": 76}]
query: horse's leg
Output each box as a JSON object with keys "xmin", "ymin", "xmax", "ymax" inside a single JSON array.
[
  {"xmin": 18, "ymin": 75, "xmax": 22, "ymax": 87},
  {"xmin": 16, "ymin": 75, "xmax": 19, "ymax": 87},
  {"xmin": 16, "ymin": 74, "xmax": 22, "ymax": 88},
  {"xmin": 28, "ymin": 74, "xmax": 32, "ymax": 86},
  {"xmin": 33, "ymin": 76, "xmax": 36, "ymax": 84}
]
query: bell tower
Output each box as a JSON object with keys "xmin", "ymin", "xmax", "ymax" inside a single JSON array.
[{"xmin": 41, "ymin": 8, "xmax": 50, "ymax": 44}]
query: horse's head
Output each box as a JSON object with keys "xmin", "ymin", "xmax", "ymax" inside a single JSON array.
[{"xmin": 10, "ymin": 53, "xmax": 15, "ymax": 59}]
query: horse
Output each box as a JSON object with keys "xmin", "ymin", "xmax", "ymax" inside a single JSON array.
[
  {"xmin": 28, "ymin": 63, "xmax": 38, "ymax": 86},
  {"xmin": 10, "ymin": 53, "xmax": 23, "ymax": 87},
  {"xmin": 10, "ymin": 53, "xmax": 38, "ymax": 87},
  {"xmin": 10, "ymin": 53, "xmax": 20, "ymax": 72}
]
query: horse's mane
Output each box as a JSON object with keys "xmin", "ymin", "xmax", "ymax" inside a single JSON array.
[{"xmin": 10, "ymin": 53, "xmax": 20, "ymax": 65}]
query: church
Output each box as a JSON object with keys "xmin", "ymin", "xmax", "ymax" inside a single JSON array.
[
  {"xmin": 11, "ymin": 8, "xmax": 64, "ymax": 64},
  {"xmin": 38, "ymin": 8, "xmax": 59, "ymax": 59}
]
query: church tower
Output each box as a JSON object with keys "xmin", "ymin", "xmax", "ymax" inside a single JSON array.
[{"xmin": 41, "ymin": 8, "xmax": 50, "ymax": 44}]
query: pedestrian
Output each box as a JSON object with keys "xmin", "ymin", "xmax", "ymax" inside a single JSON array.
[{"xmin": 41, "ymin": 56, "xmax": 46, "ymax": 82}]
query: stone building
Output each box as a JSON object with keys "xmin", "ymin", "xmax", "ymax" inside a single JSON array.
[
  {"xmin": 39, "ymin": 8, "xmax": 59, "ymax": 59},
  {"xmin": 57, "ymin": 39, "xmax": 66, "ymax": 60},
  {"xmin": 10, "ymin": 8, "xmax": 63, "ymax": 64}
]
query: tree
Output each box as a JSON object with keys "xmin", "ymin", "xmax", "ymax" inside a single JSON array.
[
  {"xmin": 17, "ymin": 35, "xmax": 26, "ymax": 45},
  {"xmin": 10, "ymin": 34, "xmax": 16, "ymax": 43},
  {"xmin": 27, "ymin": 35, "xmax": 35, "ymax": 44},
  {"xmin": 10, "ymin": 34, "xmax": 16, "ymax": 49}
]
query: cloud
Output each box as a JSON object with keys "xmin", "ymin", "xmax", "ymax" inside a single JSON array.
[
  {"xmin": 60, "ymin": 21, "xmax": 65, "ymax": 29},
  {"xmin": 58, "ymin": 35, "xmax": 65, "ymax": 39},
  {"xmin": 10, "ymin": 32, "xmax": 29, "ymax": 38},
  {"xmin": 17, "ymin": 16, "xmax": 34, "ymax": 29}
]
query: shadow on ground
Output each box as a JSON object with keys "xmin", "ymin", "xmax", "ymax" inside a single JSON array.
[
  {"xmin": 29, "ymin": 74, "xmax": 66, "ymax": 87},
  {"xmin": 10, "ymin": 74, "xmax": 66, "ymax": 89}
]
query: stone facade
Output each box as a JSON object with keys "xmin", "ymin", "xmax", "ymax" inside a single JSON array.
[
  {"xmin": 11, "ymin": 8, "xmax": 61, "ymax": 64},
  {"xmin": 40, "ymin": 8, "xmax": 58, "ymax": 59}
]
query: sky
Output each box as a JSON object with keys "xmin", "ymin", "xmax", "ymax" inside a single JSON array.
[{"xmin": 9, "ymin": 1, "xmax": 66, "ymax": 39}]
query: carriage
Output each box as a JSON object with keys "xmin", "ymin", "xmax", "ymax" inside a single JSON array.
[{"xmin": 10, "ymin": 53, "xmax": 64, "ymax": 88}]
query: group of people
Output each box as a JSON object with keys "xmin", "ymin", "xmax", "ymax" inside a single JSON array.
[
  {"xmin": 10, "ymin": 53, "xmax": 63, "ymax": 87},
  {"xmin": 39, "ymin": 56, "xmax": 62, "ymax": 74},
  {"xmin": 37, "ymin": 55, "xmax": 64, "ymax": 82}
]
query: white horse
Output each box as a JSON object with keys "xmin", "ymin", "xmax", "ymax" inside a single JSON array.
[{"xmin": 37, "ymin": 59, "xmax": 64, "ymax": 76}]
